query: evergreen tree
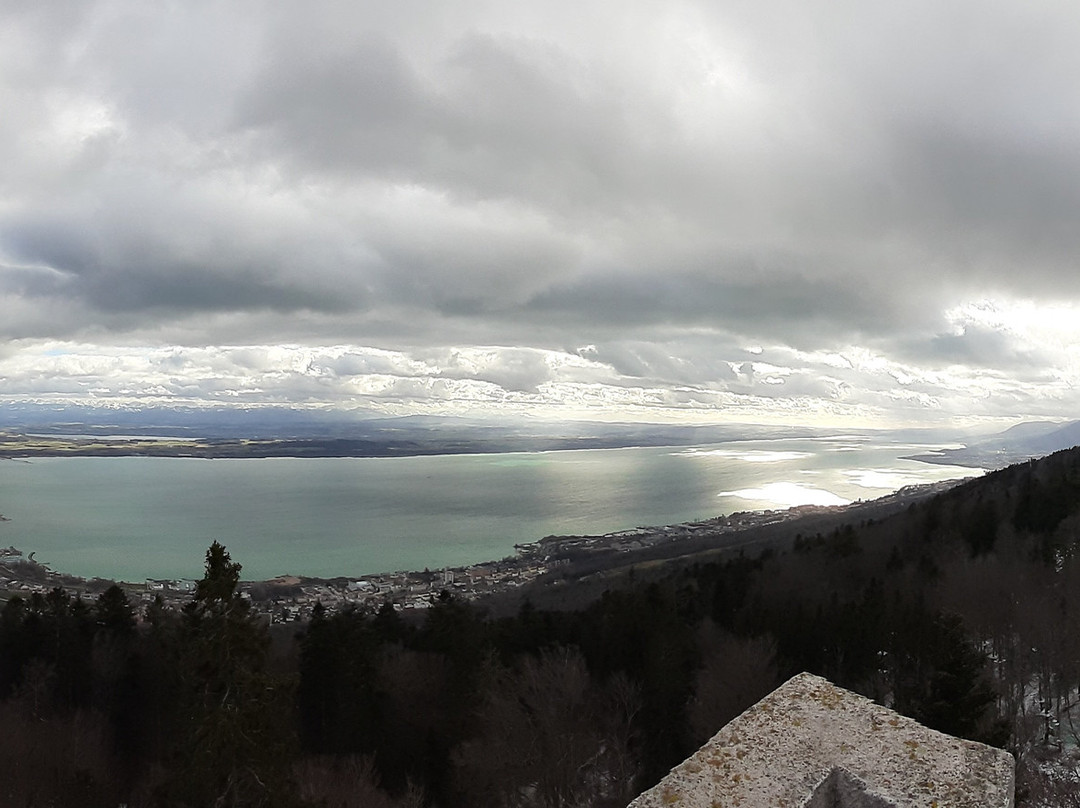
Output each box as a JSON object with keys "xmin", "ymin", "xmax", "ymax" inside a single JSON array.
[
  {"xmin": 890, "ymin": 610, "xmax": 1001, "ymax": 744},
  {"xmin": 92, "ymin": 585, "xmax": 142, "ymax": 782},
  {"xmin": 163, "ymin": 542, "xmax": 300, "ymax": 807},
  {"xmin": 297, "ymin": 606, "xmax": 384, "ymax": 755}
]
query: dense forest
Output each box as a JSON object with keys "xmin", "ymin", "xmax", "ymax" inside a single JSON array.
[{"xmin": 4, "ymin": 447, "xmax": 1080, "ymax": 806}]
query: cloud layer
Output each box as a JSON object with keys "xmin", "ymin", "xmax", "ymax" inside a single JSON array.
[{"xmin": 3, "ymin": 1, "xmax": 1080, "ymax": 425}]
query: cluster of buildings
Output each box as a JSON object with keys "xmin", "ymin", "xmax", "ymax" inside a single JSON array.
[
  {"xmin": 0, "ymin": 546, "xmax": 66, "ymax": 598},
  {"xmin": 241, "ymin": 557, "xmax": 551, "ymax": 623},
  {"xmin": 514, "ymin": 506, "xmax": 833, "ymax": 562},
  {"xmin": 0, "ymin": 544, "xmax": 553, "ymax": 624}
]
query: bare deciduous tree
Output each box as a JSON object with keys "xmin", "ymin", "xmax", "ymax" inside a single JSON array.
[
  {"xmin": 454, "ymin": 647, "xmax": 640, "ymax": 808},
  {"xmin": 687, "ymin": 620, "xmax": 779, "ymax": 747}
]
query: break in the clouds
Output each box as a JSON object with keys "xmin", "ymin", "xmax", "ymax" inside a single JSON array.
[{"xmin": 3, "ymin": 1, "xmax": 1080, "ymax": 426}]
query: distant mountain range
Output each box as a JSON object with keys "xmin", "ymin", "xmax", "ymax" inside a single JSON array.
[
  {"xmin": 0, "ymin": 402, "xmax": 958, "ymax": 458},
  {"xmin": 905, "ymin": 419, "xmax": 1080, "ymax": 468},
  {"xmin": 0, "ymin": 403, "xmax": 850, "ymax": 458}
]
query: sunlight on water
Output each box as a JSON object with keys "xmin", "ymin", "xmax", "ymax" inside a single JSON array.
[
  {"xmin": 844, "ymin": 468, "xmax": 930, "ymax": 490},
  {"xmin": 718, "ymin": 482, "xmax": 851, "ymax": 507},
  {"xmin": 676, "ymin": 448, "xmax": 813, "ymax": 462}
]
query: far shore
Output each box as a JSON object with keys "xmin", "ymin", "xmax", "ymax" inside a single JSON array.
[{"xmin": 0, "ymin": 432, "xmax": 709, "ymax": 461}]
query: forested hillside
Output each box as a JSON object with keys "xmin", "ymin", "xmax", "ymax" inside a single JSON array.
[{"xmin": 4, "ymin": 447, "xmax": 1080, "ymax": 806}]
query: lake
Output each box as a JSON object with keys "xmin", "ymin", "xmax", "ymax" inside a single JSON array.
[{"xmin": 0, "ymin": 436, "xmax": 978, "ymax": 581}]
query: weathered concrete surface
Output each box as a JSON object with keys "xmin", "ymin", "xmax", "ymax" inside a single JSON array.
[{"xmin": 628, "ymin": 672, "xmax": 1014, "ymax": 808}]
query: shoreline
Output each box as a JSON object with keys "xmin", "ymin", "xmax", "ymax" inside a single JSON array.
[{"xmin": 0, "ymin": 476, "xmax": 969, "ymax": 623}]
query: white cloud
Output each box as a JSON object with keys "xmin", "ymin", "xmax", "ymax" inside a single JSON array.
[{"xmin": 3, "ymin": 2, "xmax": 1080, "ymax": 427}]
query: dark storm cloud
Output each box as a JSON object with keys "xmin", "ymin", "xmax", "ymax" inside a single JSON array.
[
  {"xmin": 524, "ymin": 265, "xmax": 891, "ymax": 347},
  {"xmin": 907, "ymin": 324, "xmax": 1054, "ymax": 378},
  {"xmin": 1, "ymin": 206, "xmax": 369, "ymax": 319},
  {"xmin": 86, "ymin": 266, "xmax": 356, "ymax": 315}
]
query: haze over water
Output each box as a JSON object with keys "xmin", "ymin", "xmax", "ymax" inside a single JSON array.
[{"xmin": 0, "ymin": 438, "xmax": 976, "ymax": 582}]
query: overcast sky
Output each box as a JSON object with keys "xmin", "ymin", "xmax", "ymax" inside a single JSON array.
[{"xmin": 2, "ymin": 1, "xmax": 1080, "ymax": 427}]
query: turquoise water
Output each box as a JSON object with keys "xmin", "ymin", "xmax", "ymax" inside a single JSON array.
[{"xmin": 0, "ymin": 438, "xmax": 977, "ymax": 581}]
